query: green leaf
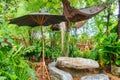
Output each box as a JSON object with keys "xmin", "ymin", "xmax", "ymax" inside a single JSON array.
[
  {"xmin": 0, "ymin": 38, "xmax": 4, "ymax": 42},
  {"xmin": 115, "ymin": 60, "xmax": 120, "ymax": 65},
  {"xmin": 7, "ymin": 38, "xmax": 13, "ymax": 43},
  {"xmin": 1, "ymin": 42, "xmax": 8, "ymax": 47},
  {"xmin": 0, "ymin": 76, "xmax": 6, "ymax": 80}
]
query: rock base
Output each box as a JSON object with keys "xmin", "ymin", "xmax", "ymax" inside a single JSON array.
[
  {"xmin": 56, "ymin": 57, "xmax": 99, "ymax": 69},
  {"xmin": 111, "ymin": 65, "xmax": 120, "ymax": 76},
  {"xmin": 81, "ymin": 74, "xmax": 109, "ymax": 80},
  {"xmin": 48, "ymin": 62, "xmax": 73, "ymax": 80}
]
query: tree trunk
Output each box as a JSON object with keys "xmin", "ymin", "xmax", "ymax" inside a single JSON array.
[
  {"xmin": 60, "ymin": 22, "xmax": 65, "ymax": 55},
  {"xmin": 60, "ymin": 22, "xmax": 70, "ymax": 56},
  {"xmin": 106, "ymin": 0, "xmax": 110, "ymax": 37},
  {"xmin": 65, "ymin": 22, "xmax": 70, "ymax": 56},
  {"xmin": 117, "ymin": 0, "xmax": 120, "ymax": 40}
]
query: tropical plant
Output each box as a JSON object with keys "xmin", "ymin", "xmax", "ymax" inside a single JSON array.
[
  {"xmin": 45, "ymin": 31, "xmax": 62, "ymax": 61},
  {"xmin": 0, "ymin": 44, "xmax": 36, "ymax": 80},
  {"xmin": 90, "ymin": 33, "xmax": 120, "ymax": 67},
  {"xmin": 0, "ymin": 0, "xmax": 119, "ymax": 79},
  {"xmin": 69, "ymin": 42, "xmax": 80, "ymax": 57}
]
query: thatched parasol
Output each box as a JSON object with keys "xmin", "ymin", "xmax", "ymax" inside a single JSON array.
[
  {"xmin": 62, "ymin": 0, "xmax": 106, "ymax": 22},
  {"xmin": 9, "ymin": 12, "xmax": 67, "ymax": 80}
]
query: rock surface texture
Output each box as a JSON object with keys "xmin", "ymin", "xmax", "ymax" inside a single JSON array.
[
  {"xmin": 80, "ymin": 74, "xmax": 109, "ymax": 80},
  {"xmin": 56, "ymin": 57, "xmax": 99, "ymax": 69},
  {"xmin": 48, "ymin": 62, "xmax": 73, "ymax": 80},
  {"xmin": 111, "ymin": 65, "xmax": 120, "ymax": 76}
]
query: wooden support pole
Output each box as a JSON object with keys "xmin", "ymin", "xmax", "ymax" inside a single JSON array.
[{"xmin": 36, "ymin": 26, "xmax": 50, "ymax": 80}]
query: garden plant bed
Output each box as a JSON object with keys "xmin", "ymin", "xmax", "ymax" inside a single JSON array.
[{"xmin": 0, "ymin": 0, "xmax": 120, "ymax": 80}]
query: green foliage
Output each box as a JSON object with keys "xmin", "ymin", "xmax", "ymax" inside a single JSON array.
[
  {"xmin": 0, "ymin": 0, "xmax": 119, "ymax": 79},
  {"xmin": 0, "ymin": 45, "xmax": 36, "ymax": 80},
  {"xmin": 80, "ymin": 50, "xmax": 91, "ymax": 58},
  {"xmin": 69, "ymin": 42, "xmax": 91, "ymax": 58},
  {"xmin": 0, "ymin": 76, "xmax": 6, "ymax": 80},
  {"xmin": 25, "ymin": 34, "xmax": 62, "ymax": 61},
  {"xmin": 24, "ymin": 39, "xmax": 42, "ymax": 61},
  {"xmin": 79, "ymin": 33, "xmax": 89, "ymax": 44},
  {"xmin": 45, "ymin": 31, "xmax": 62, "ymax": 60},
  {"xmin": 45, "ymin": 44, "xmax": 62, "ymax": 61},
  {"xmin": 69, "ymin": 42, "xmax": 80, "ymax": 57},
  {"xmin": 90, "ymin": 33, "xmax": 120, "ymax": 66}
]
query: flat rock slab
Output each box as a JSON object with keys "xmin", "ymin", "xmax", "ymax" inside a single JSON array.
[
  {"xmin": 48, "ymin": 62, "xmax": 73, "ymax": 80},
  {"xmin": 56, "ymin": 57, "xmax": 99, "ymax": 69},
  {"xmin": 80, "ymin": 74, "xmax": 109, "ymax": 80}
]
